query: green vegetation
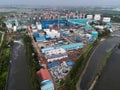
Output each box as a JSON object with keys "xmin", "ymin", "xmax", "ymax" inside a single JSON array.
[
  {"xmin": 118, "ymin": 44, "xmax": 120, "ymax": 49},
  {"xmin": 98, "ymin": 28, "xmax": 110, "ymax": 38},
  {"xmin": 22, "ymin": 35, "xmax": 40, "ymax": 90},
  {"xmin": 0, "ymin": 48, "xmax": 10, "ymax": 90},
  {"xmin": 98, "ymin": 49, "xmax": 114, "ymax": 76},
  {"xmin": 64, "ymin": 40, "xmax": 99, "ymax": 90},
  {"xmin": 0, "ymin": 18, "xmax": 11, "ymax": 90}
]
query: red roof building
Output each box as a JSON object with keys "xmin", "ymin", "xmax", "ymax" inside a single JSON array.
[{"xmin": 37, "ymin": 69, "xmax": 51, "ymax": 82}]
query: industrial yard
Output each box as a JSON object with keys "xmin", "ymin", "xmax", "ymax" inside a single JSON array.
[{"xmin": 0, "ymin": 6, "xmax": 119, "ymax": 90}]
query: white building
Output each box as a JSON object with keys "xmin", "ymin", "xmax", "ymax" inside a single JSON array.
[
  {"xmin": 94, "ymin": 14, "xmax": 101, "ymax": 20},
  {"xmin": 95, "ymin": 25, "xmax": 104, "ymax": 30},
  {"xmin": 44, "ymin": 29, "xmax": 60, "ymax": 39},
  {"xmin": 32, "ymin": 29, "xmax": 38, "ymax": 32},
  {"xmin": 6, "ymin": 23, "xmax": 12, "ymax": 29},
  {"xmin": 13, "ymin": 26, "xmax": 17, "ymax": 32},
  {"xmin": 45, "ymin": 48, "xmax": 68, "ymax": 62},
  {"xmin": 87, "ymin": 15, "xmax": 93, "ymax": 20},
  {"xmin": 37, "ymin": 24, "xmax": 42, "ymax": 30},
  {"xmin": 103, "ymin": 17, "xmax": 111, "ymax": 23}
]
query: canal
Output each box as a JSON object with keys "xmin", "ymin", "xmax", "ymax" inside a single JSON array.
[
  {"xmin": 7, "ymin": 39, "xmax": 32, "ymax": 90},
  {"xmin": 80, "ymin": 37, "xmax": 120, "ymax": 90},
  {"xmin": 94, "ymin": 48, "xmax": 120, "ymax": 90}
]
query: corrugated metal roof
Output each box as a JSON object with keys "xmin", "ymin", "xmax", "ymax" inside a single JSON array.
[
  {"xmin": 41, "ymin": 47, "xmax": 54, "ymax": 54},
  {"xmin": 36, "ymin": 37, "xmax": 46, "ymax": 41},
  {"xmin": 41, "ymin": 80, "xmax": 54, "ymax": 90},
  {"xmin": 37, "ymin": 69, "xmax": 51, "ymax": 82},
  {"xmin": 57, "ymin": 43, "xmax": 84, "ymax": 50}
]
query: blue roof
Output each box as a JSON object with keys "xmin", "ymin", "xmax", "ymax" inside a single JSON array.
[
  {"xmin": 68, "ymin": 19, "xmax": 89, "ymax": 26},
  {"xmin": 41, "ymin": 80, "xmax": 52, "ymax": 85},
  {"xmin": 48, "ymin": 62, "xmax": 60, "ymax": 68},
  {"xmin": 92, "ymin": 31, "xmax": 98, "ymax": 39},
  {"xmin": 105, "ymin": 23, "xmax": 112, "ymax": 27},
  {"xmin": 41, "ymin": 47, "xmax": 54, "ymax": 53},
  {"xmin": 57, "ymin": 43, "xmax": 84, "ymax": 50},
  {"xmin": 66, "ymin": 60, "xmax": 74, "ymax": 66},
  {"xmin": 40, "ymin": 20, "xmax": 68, "ymax": 29},
  {"xmin": 85, "ymin": 25, "xmax": 92, "ymax": 31},
  {"xmin": 36, "ymin": 37, "xmax": 46, "ymax": 41},
  {"xmin": 33, "ymin": 32, "xmax": 39, "ymax": 37},
  {"xmin": 41, "ymin": 80, "xmax": 54, "ymax": 90}
]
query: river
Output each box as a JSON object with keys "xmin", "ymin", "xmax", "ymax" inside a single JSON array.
[
  {"xmin": 94, "ymin": 48, "xmax": 120, "ymax": 90},
  {"xmin": 7, "ymin": 39, "xmax": 32, "ymax": 90},
  {"xmin": 80, "ymin": 37, "xmax": 120, "ymax": 90}
]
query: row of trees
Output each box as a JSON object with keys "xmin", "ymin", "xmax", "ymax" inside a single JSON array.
[
  {"xmin": 22, "ymin": 35, "xmax": 41, "ymax": 90},
  {"xmin": 0, "ymin": 19, "xmax": 11, "ymax": 90},
  {"xmin": 64, "ymin": 40, "xmax": 99, "ymax": 90}
]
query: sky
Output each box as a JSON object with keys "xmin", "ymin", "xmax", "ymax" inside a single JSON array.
[{"xmin": 0, "ymin": 0, "xmax": 120, "ymax": 6}]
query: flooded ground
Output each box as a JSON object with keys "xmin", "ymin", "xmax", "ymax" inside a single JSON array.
[
  {"xmin": 94, "ymin": 48, "xmax": 120, "ymax": 90},
  {"xmin": 7, "ymin": 39, "xmax": 32, "ymax": 90},
  {"xmin": 80, "ymin": 37, "xmax": 120, "ymax": 90}
]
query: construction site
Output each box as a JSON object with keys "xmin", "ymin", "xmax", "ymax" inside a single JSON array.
[{"xmin": 4, "ymin": 9, "xmax": 113, "ymax": 90}]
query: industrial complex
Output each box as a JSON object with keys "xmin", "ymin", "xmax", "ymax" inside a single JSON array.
[{"xmin": 3, "ymin": 8, "xmax": 114, "ymax": 90}]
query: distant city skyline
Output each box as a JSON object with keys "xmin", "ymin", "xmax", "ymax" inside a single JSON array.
[{"xmin": 0, "ymin": 0, "xmax": 120, "ymax": 7}]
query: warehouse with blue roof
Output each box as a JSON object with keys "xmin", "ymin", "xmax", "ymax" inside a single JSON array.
[
  {"xmin": 68, "ymin": 19, "xmax": 90, "ymax": 26},
  {"xmin": 40, "ymin": 20, "xmax": 68, "ymax": 29},
  {"xmin": 36, "ymin": 37, "xmax": 46, "ymax": 41},
  {"xmin": 56, "ymin": 43, "xmax": 84, "ymax": 50},
  {"xmin": 41, "ymin": 47, "xmax": 55, "ymax": 54},
  {"xmin": 41, "ymin": 80, "xmax": 54, "ymax": 90},
  {"xmin": 48, "ymin": 62, "xmax": 61, "ymax": 68}
]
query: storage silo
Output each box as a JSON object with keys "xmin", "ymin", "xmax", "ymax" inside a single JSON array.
[{"xmin": 94, "ymin": 14, "xmax": 101, "ymax": 20}]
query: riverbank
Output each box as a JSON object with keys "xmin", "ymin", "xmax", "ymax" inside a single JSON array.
[
  {"xmin": 22, "ymin": 35, "xmax": 40, "ymax": 90},
  {"xmin": 0, "ymin": 31, "xmax": 11, "ymax": 90},
  {"xmin": 94, "ymin": 47, "xmax": 120, "ymax": 90},
  {"xmin": 88, "ymin": 48, "xmax": 114, "ymax": 90},
  {"xmin": 64, "ymin": 40, "xmax": 99, "ymax": 90},
  {"xmin": 80, "ymin": 37, "xmax": 120, "ymax": 90}
]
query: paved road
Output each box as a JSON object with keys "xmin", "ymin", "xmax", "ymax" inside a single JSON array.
[{"xmin": 7, "ymin": 39, "xmax": 32, "ymax": 90}]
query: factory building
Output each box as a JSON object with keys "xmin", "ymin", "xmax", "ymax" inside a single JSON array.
[
  {"xmin": 57, "ymin": 43, "xmax": 84, "ymax": 51},
  {"xmin": 37, "ymin": 69, "xmax": 54, "ymax": 90},
  {"xmin": 86, "ymin": 15, "xmax": 93, "ymax": 20},
  {"xmin": 45, "ymin": 48, "xmax": 68, "ymax": 62},
  {"xmin": 44, "ymin": 29, "xmax": 60, "ymax": 39},
  {"xmin": 103, "ymin": 17, "xmax": 111, "ymax": 23}
]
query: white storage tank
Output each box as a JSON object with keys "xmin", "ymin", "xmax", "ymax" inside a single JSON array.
[{"xmin": 94, "ymin": 14, "xmax": 101, "ymax": 20}]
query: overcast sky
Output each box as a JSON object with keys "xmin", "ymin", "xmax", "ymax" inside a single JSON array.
[{"xmin": 0, "ymin": 0, "xmax": 120, "ymax": 6}]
